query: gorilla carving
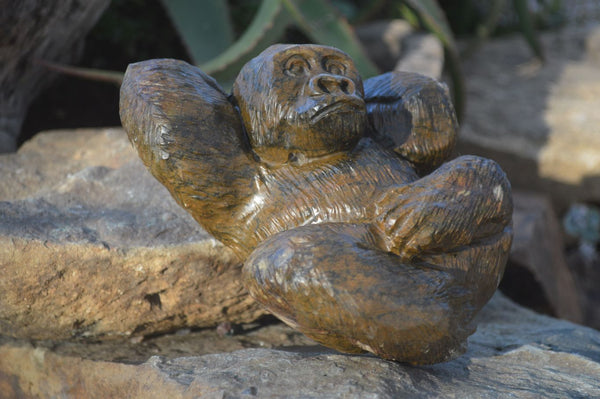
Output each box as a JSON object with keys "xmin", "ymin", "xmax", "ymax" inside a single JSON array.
[{"xmin": 119, "ymin": 44, "xmax": 512, "ymax": 365}]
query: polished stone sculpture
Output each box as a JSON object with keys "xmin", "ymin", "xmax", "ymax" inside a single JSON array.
[{"xmin": 119, "ymin": 44, "xmax": 513, "ymax": 365}]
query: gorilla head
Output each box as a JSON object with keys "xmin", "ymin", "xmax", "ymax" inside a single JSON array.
[{"xmin": 233, "ymin": 44, "xmax": 367, "ymax": 165}]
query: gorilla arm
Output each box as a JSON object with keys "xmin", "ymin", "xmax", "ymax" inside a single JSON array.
[
  {"xmin": 363, "ymin": 72, "xmax": 512, "ymax": 265},
  {"xmin": 119, "ymin": 59, "xmax": 258, "ymax": 252},
  {"xmin": 364, "ymin": 72, "xmax": 458, "ymax": 174}
]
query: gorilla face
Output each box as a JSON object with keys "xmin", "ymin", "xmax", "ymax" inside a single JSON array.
[{"xmin": 233, "ymin": 44, "xmax": 367, "ymax": 165}]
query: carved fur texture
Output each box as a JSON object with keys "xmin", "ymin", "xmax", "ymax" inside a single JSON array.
[{"xmin": 120, "ymin": 44, "xmax": 513, "ymax": 364}]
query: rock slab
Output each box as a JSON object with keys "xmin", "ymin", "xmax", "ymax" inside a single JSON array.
[
  {"xmin": 0, "ymin": 127, "xmax": 589, "ymax": 341},
  {"xmin": 1, "ymin": 294, "xmax": 599, "ymax": 398},
  {"xmin": 357, "ymin": 19, "xmax": 444, "ymax": 79},
  {"xmin": 508, "ymin": 191, "xmax": 582, "ymax": 322},
  {"xmin": 457, "ymin": 24, "xmax": 600, "ymax": 209},
  {"xmin": 0, "ymin": 128, "xmax": 265, "ymax": 340}
]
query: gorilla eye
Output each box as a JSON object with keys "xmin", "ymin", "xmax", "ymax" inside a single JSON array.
[
  {"xmin": 324, "ymin": 60, "xmax": 346, "ymax": 76},
  {"xmin": 284, "ymin": 56, "xmax": 310, "ymax": 77}
]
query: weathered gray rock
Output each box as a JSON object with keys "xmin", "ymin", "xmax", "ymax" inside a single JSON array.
[
  {"xmin": 0, "ymin": 0, "xmax": 111, "ymax": 152},
  {"xmin": 357, "ymin": 19, "xmax": 415, "ymax": 72},
  {"xmin": 2, "ymin": 128, "xmax": 599, "ymax": 396},
  {"xmin": 565, "ymin": 220, "xmax": 600, "ymax": 330},
  {"xmin": 509, "ymin": 191, "xmax": 583, "ymax": 323},
  {"xmin": 394, "ymin": 33, "xmax": 444, "ymax": 79},
  {"xmin": 1, "ymin": 293, "xmax": 599, "ymax": 398},
  {"xmin": 357, "ymin": 19, "xmax": 444, "ymax": 79},
  {"xmin": 0, "ymin": 128, "xmax": 265, "ymax": 340},
  {"xmin": 1, "ymin": 126, "xmax": 590, "ymax": 342},
  {"xmin": 457, "ymin": 24, "xmax": 600, "ymax": 210}
]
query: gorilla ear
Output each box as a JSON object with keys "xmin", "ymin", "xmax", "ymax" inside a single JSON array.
[{"xmin": 364, "ymin": 72, "xmax": 458, "ymax": 174}]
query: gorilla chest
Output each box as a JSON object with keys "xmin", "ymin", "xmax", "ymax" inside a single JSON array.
[{"xmin": 238, "ymin": 144, "xmax": 418, "ymax": 242}]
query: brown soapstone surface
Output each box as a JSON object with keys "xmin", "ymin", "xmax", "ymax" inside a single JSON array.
[{"xmin": 120, "ymin": 44, "xmax": 512, "ymax": 364}]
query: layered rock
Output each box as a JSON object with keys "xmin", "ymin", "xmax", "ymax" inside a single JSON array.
[
  {"xmin": 1, "ymin": 294, "xmax": 599, "ymax": 398},
  {"xmin": 1, "ymin": 121, "xmax": 598, "ymax": 396},
  {"xmin": 357, "ymin": 19, "xmax": 444, "ymax": 79},
  {"xmin": 0, "ymin": 125, "xmax": 587, "ymax": 340},
  {"xmin": 506, "ymin": 191, "xmax": 582, "ymax": 323},
  {"xmin": 457, "ymin": 24, "xmax": 600, "ymax": 210},
  {"xmin": 0, "ymin": 128, "xmax": 265, "ymax": 340}
]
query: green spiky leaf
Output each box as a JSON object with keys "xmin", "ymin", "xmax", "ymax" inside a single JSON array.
[
  {"xmin": 284, "ymin": 0, "xmax": 380, "ymax": 78},
  {"xmin": 200, "ymin": 0, "xmax": 294, "ymax": 87},
  {"xmin": 160, "ymin": 0, "xmax": 235, "ymax": 64},
  {"xmin": 512, "ymin": 0, "xmax": 545, "ymax": 60},
  {"xmin": 401, "ymin": 0, "xmax": 465, "ymax": 120},
  {"xmin": 36, "ymin": 59, "xmax": 124, "ymax": 86}
]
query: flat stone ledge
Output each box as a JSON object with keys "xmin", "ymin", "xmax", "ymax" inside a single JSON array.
[
  {"xmin": 0, "ymin": 128, "xmax": 266, "ymax": 340},
  {"xmin": 1, "ymin": 294, "xmax": 599, "ymax": 398}
]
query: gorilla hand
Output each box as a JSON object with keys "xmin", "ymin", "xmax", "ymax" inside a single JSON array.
[{"xmin": 365, "ymin": 71, "xmax": 458, "ymax": 175}]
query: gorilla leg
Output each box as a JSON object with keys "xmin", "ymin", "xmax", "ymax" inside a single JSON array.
[
  {"xmin": 243, "ymin": 223, "xmax": 494, "ymax": 365},
  {"xmin": 372, "ymin": 155, "xmax": 513, "ymax": 261}
]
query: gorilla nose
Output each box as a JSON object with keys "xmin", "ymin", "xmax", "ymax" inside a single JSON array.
[{"xmin": 309, "ymin": 74, "xmax": 356, "ymax": 96}]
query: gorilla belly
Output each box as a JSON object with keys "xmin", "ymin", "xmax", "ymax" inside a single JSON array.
[{"xmin": 233, "ymin": 138, "xmax": 419, "ymax": 254}]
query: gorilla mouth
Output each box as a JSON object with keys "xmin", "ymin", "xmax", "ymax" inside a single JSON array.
[{"xmin": 310, "ymin": 98, "xmax": 364, "ymax": 123}]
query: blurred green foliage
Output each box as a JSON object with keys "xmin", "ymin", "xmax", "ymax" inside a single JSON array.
[
  {"xmin": 155, "ymin": 0, "xmax": 464, "ymax": 112},
  {"xmin": 86, "ymin": 0, "xmax": 190, "ymax": 69},
  {"xmin": 166, "ymin": 0, "xmax": 380, "ymax": 89},
  {"xmin": 440, "ymin": 0, "xmax": 566, "ymax": 60},
  {"xmin": 67, "ymin": 0, "xmax": 562, "ymax": 121},
  {"xmin": 161, "ymin": 0, "xmax": 235, "ymax": 64}
]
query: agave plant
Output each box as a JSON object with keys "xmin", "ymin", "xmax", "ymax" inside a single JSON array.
[
  {"xmin": 160, "ymin": 0, "xmax": 466, "ymax": 116},
  {"xmin": 41, "ymin": 0, "xmax": 550, "ymax": 122},
  {"xmin": 162, "ymin": 0, "xmax": 380, "ymax": 85}
]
